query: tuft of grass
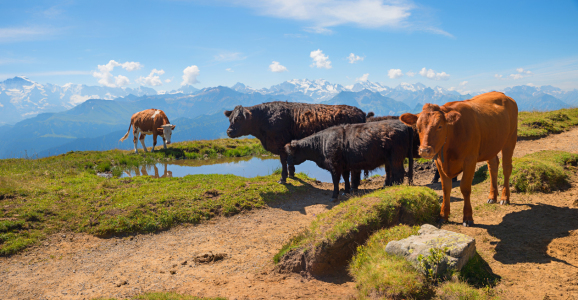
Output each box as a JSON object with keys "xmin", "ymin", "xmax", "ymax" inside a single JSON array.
[
  {"xmin": 470, "ymin": 151, "xmax": 578, "ymax": 193},
  {"xmin": 517, "ymin": 108, "xmax": 578, "ymax": 140},
  {"xmin": 349, "ymin": 225, "xmax": 433, "ymax": 299},
  {"xmin": 0, "ymin": 149, "xmax": 312, "ymax": 255},
  {"xmin": 435, "ymin": 281, "xmax": 500, "ymax": 300},
  {"xmin": 285, "ymin": 186, "xmax": 440, "ymax": 253}
]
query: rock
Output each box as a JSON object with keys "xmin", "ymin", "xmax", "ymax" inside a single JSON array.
[
  {"xmin": 115, "ymin": 280, "xmax": 128, "ymax": 287},
  {"xmin": 385, "ymin": 224, "xmax": 476, "ymax": 275},
  {"xmin": 572, "ymin": 199, "xmax": 578, "ymax": 207},
  {"xmin": 194, "ymin": 252, "xmax": 227, "ymax": 264}
]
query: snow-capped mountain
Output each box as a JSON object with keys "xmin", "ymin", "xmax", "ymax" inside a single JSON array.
[
  {"xmin": 268, "ymin": 79, "xmax": 347, "ymax": 102},
  {"xmin": 347, "ymin": 81, "xmax": 390, "ymax": 93},
  {"xmin": 0, "ymin": 76, "xmax": 159, "ymax": 124}
]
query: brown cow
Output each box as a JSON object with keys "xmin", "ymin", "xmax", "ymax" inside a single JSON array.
[
  {"xmin": 400, "ymin": 91, "xmax": 518, "ymax": 227},
  {"xmin": 119, "ymin": 109, "xmax": 176, "ymax": 153}
]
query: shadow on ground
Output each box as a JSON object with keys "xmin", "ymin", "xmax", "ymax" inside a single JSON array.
[{"xmin": 478, "ymin": 203, "xmax": 578, "ymax": 266}]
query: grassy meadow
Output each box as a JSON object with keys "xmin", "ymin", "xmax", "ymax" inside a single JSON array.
[
  {"xmin": 517, "ymin": 108, "xmax": 578, "ymax": 140},
  {"xmin": 0, "ymin": 138, "xmax": 306, "ymax": 255}
]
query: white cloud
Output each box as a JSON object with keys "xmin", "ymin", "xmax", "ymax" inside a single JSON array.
[
  {"xmin": 448, "ymin": 87, "xmax": 456, "ymax": 91},
  {"xmin": 225, "ymin": 68, "xmax": 234, "ymax": 72},
  {"xmin": 115, "ymin": 75, "xmax": 130, "ymax": 87},
  {"xmin": 347, "ymin": 53, "xmax": 364, "ymax": 63},
  {"xmin": 214, "ymin": 52, "xmax": 246, "ymax": 62},
  {"xmin": 310, "ymin": 49, "xmax": 331, "ymax": 69},
  {"xmin": 224, "ymin": 0, "xmax": 450, "ymax": 36},
  {"xmin": 355, "ymin": 73, "xmax": 369, "ymax": 82},
  {"xmin": 459, "ymin": 81, "xmax": 468, "ymax": 86},
  {"xmin": 136, "ymin": 69, "xmax": 165, "ymax": 86},
  {"xmin": 509, "ymin": 73, "xmax": 524, "ymax": 80},
  {"xmin": 418, "ymin": 67, "xmax": 450, "ymax": 80},
  {"xmin": 509, "ymin": 67, "xmax": 533, "ymax": 79},
  {"xmin": 388, "ymin": 69, "xmax": 403, "ymax": 79},
  {"xmin": 92, "ymin": 60, "xmax": 142, "ymax": 87},
  {"xmin": 181, "ymin": 65, "xmax": 200, "ymax": 86},
  {"xmin": 165, "ymin": 78, "xmax": 172, "ymax": 83},
  {"xmin": 0, "ymin": 26, "xmax": 57, "ymax": 43},
  {"xmin": 494, "ymin": 74, "xmax": 503, "ymax": 79},
  {"xmin": 406, "ymin": 71, "xmax": 415, "ymax": 77},
  {"xmin": 269, "ymin": 61, "xmax": 288, "ymax": 73}
]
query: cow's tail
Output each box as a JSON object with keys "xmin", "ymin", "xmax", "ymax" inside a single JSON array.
[
  {"xmin": 407, "ymin": 126, "xmax": 414, "ymax": 185},
  {"xmin": 119, "ymin": 122, "xmax": 132, "ymax": 142}
]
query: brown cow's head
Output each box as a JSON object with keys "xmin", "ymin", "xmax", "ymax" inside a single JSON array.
[
  {"xmin": 400, "ymin": 104, "xmax": 461, "ymax": 159},
  {"xmin": 284, "ymin": 141, "xmax": 306, "ymax": 166},
  {"xmin": 158, "ymin": 124, "xmax": 176, "ymax": 144},
  {"xmin": 224, "ymin": 105, "xmax": 253, "ymax": 138}
]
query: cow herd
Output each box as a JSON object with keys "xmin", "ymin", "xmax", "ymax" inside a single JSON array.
[{"xmin": 121, "ymin": 91, "xmax": 518, "ymax": 227}]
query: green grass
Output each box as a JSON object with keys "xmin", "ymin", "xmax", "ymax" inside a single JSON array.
[
  {"xmin": 274, "ymin": 186, "xmax": 440, "ymax": 264},
  {"xmin": 163, "ymin": 138, "xmax": 269, "ymax": 160},
  {"xmin": 349, "ymin": 226, "xmax": 500, "ymax": 300},
  {"xmin": 472, "ymin": 150, "xmax": 578, "ymax": 193},
  {"xmin": 95, "ymin": 292, "xmax": 227, "ymax": 300},
  {"xmin": 0, "ymin": 146, "xmax": 310, "ymax": 256},
  {"xmin": 517, "ymin": 108, "xmax": 578, "ymax": 140},
  {"xmin": 349, "ymin": 225, "xmax": 432, "ymax": 299}
]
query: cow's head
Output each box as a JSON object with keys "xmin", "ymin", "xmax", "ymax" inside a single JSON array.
[
  {"xmin": 224, "ymin": 105, "xmax": 253, "ymax": 138},
  {"xmin": 285, "ymin": 141, "xmax": 306, "ymax": 166},
  {"xmin": 159, "ymin": 124, "xmax": 176, "ymax": 144},
  {"xmin": 400, "ymin": 104, "xmax": 460, "ymax": 159}
]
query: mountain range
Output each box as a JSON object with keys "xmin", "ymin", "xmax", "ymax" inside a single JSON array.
[{"xmin": 0, "ymin": 76, "xmax": 577, "ymax": 158}]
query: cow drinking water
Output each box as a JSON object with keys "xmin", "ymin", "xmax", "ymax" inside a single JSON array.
[
  {"xmin": 285, "ymin": 119, "xmax": 414, "ymax": 201},
  {"xmin": 224, "ymin": 101, "xmax": 368, "ymax": 183},
  {"xmin": 120, "ymin": 109, "xmax": 176, "ymax": 153},
  {"xmin": 400, "ymin": 91, "xmax": 518, "ymax": 227}
]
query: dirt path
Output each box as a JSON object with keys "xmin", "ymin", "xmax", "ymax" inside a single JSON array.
[{"xmin": 2, "ymin": 128, "xmax": 578, "ymax": 300}]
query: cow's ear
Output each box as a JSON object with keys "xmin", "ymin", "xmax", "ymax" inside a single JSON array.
[
  {"xmin": 224, "ymin": 110, "xmax": 232, "ymax": 117},
  {"xmin": 400, "ymin": 113, "xmax": 419, "ymax": 126},
  {"xmin": 284, "ymin": 143, "xmax": 294, "ymax": 155},
  {"xmin": 171, "ymin": 125, "xmax": 176, "ymax": 130},
  {"xmin": 445, "ymin": 111, "xmax": 461, "ymax": 125},
  {"xmin": 242, "ymin": 107, "xmax": 251, "ymax": 119}
]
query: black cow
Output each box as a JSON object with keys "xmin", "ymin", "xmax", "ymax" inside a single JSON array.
[
  {"xmin": 224, "ymin": 101, "xmax": 368, "ymax": 183},
  {"xmin": 285, "ymin": 119, "xmax": 414, "ymax": 201}
]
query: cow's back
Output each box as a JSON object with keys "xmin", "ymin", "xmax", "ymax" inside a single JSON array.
[
  {"xmin": 131, "ymin": 109, "xmax": 170, "ymax": 131},
  {"xmin": 290, "ymin": 103, "xmax": 365, "ymax": 139},
  {"xmin": 446, "ymin": 92, "xmax": 518, "ymax": 161}
]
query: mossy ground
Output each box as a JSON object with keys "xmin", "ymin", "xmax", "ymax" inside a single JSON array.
[
  {"xmin": 517, "ymin": 108, "xmax": 578, "ymax": 140},
  {"xmin": 274, "ymin": 186, "xmax": 440, "ymax": 263},
  {"xmin": 0, "ymin": 139, "xmax": 305, "ymax": 256}
]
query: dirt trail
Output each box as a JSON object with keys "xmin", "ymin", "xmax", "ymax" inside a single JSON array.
[{"xmin": 2, "ymin": 128, "xmax": 578, "ymax": 300}]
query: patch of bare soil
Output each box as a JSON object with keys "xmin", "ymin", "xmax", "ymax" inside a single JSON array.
[{"xmin": 2, "ymin": 128, "xmax": 578, "ymax": 300}]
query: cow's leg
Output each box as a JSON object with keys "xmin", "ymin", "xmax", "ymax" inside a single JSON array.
[
  {"xmin": 162, "ymin": 137, "xmax": 167, "ymax": 150},
  {"xmin": 438, "ymin": 161, "xmax": 452, "ymax": 225},
  {"xmin": 384, "ymin": 163, "xmax": 392, "ymax": 187},
  {"xmin": 140, "ymin": 134, "xmax": 148, "ymax": 153},
  {"xmin": 288, "ymin": 164, "xmax": 296, "ymax": 178},
  {"xmin": 278, "ymin": 153, "xmax": 288, "ymax": 184},
  {"xmin": 133, "ymin": 128, "xmax": 140, "ymax": 154},
  {"xmin": 331, "ymin": 172, "xmax": 341, "ymax": 201},
  {"xmin": 342, "ymin": 169, "xmax": 351, "ymax": 194},
  {"xmin": 152, "ymin": 135, "xmax": 157, "ymax": 152},
  {"xmin": 487, "ymin": 156, "xmax": 500, "ymax": 204},
  {"xmin": 460, "ymin": 159, "xmax": 477, "ymax": 227},
  {"xmin": 351, "ymin": 170, "xmax": 361, "ymax": 193},
  {"xmin": 500, "ymin": 136, "xmax": 517, "ymax": 205}
]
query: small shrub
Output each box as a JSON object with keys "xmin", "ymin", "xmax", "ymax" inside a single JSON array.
[
  {"xmin": 417, "ymin": 247, "xmax": 449, "ymax": 283},
  {"xmin": 96, "ymin": 161, "xmax": 112, "ymax": 173}
]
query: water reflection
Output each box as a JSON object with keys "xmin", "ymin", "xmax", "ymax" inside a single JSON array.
[{"xmin": 121, "ymin": 156, "xmax": 386, "ymax": 183}]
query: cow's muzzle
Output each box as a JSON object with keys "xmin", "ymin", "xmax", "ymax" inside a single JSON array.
[
  {"xmin": 166, "ymin": 141, "xmax": 171, "ymax": 145},
  {"xmin": 418, "ymin": 147, "xmax": 435, "ymax": 159}
]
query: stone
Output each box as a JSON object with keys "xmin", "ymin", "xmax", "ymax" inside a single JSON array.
[{"xmin": 385, "ymin": 224, "xmax": 476, "ymax": 275}]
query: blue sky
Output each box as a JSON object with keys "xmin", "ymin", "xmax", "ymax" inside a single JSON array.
[{"xmin": 1, "ymin": 0, "xmax": 577, "ymax": 93}]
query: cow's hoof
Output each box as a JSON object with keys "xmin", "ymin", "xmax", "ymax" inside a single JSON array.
[
  {"xmin": 500, "ymin": 200, "xmax": 509, "ymax": 205},
  {"xmin": 487, "ymin": 199, "xmax": 497, "ymax": 204},
  {"xmin": 430, "ymin": 179, "xmax": 439, "ymax": 184},
  {"xmin": 289, "ymin": 175, "xmax": 295, "ymax": 179},
  {"xmin": 277, "ymin": 179, "xmax": 287, "ymax": 184},
  {"xmin": 437, "ymin": 218, "xmax": 448, "ymax": 228},
  {"xmin": 463, "ymin": 220, "xmax": 474, "ymax": 227},
  {"xmin": 330, "ymin": 197, "xmax": 338, "ymax": 202}
]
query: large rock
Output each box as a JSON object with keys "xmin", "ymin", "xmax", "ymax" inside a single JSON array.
[{"xmin": 385, "ymin": 224, "xmax": 476, "ymax": 275}]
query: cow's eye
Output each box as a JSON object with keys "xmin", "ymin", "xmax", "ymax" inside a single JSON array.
[{"xmin": 438, "ymin": 126, "xmax": 442, "ymax": 129}]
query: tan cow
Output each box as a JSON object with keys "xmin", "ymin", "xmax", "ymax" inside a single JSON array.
[
  {"xmin": 400, "ymin": 92, "xmax": 518, "ymax": 227},
  {"xmin": 120, "ymin": 109, "xmax": 176, "ymax": 153}
]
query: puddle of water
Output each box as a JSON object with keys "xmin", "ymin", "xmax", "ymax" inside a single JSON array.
[{"xmin": 121, "ymin": 156, "xmax": 385, "ymax": 183}]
